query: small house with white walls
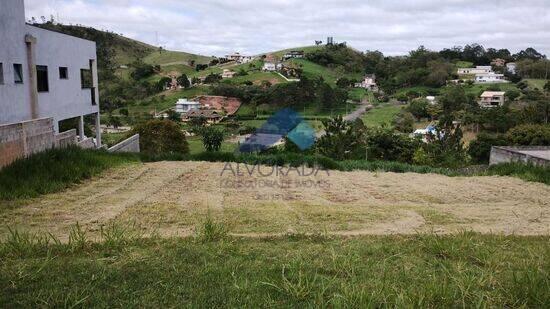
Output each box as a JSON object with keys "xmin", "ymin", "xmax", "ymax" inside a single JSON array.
[
  {"xmin": 506, "ymin": 63, "xmax": 517, "ymax": 74},
  {"xmin": 475, "ymin": 73, "xmax": 507, "ymax": 83},
  {"xmin": 458, "ymin": 66, "xmax": 493, "ymax": 75},
  {"xmin": 0, "ymin": 0, "xmax": 101, "ymax": 143},
  {"xmin": 175, "ymin": 98, "xmax": 201, "ymax": 114}
]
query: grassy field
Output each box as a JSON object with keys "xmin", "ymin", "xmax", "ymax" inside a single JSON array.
[
  {"xmin": 361, "ymin": 104, "xmax": 404, "ymax": 127},
  {"xmin": 463, "ymin": 82, "xmax": 520, "ymax": 96},
  {"xmin": 187, "ymin": 136, "xmax": 238, "ymax": 155},
  {"xmin": 524, "ymin": 78, "xmax": 548, "ymax": 90},
  {"xmin": 143, "ymin": 50, "xmax": 213, "ymax": 66},
  {"xmin": 288, "ymin": 59, "xmax": 363, "ymax": 86},
  {"xmin": 0, "ymin": 147, "xmax": 138, "ymax": 201},
  {"xmin": 1, "ymin": 231, "xmax": 548, "ymax": 308}
]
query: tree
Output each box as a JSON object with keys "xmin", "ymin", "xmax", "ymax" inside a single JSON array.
[
  {"xmin": 507, "ymin": 124, "xmax": 550, "ymax": 146},
  {"xmin": 505, "ymin": 89, "xmax": 521, "ymax": 101},
  {"xmin": 336, "ymin": 77, "xmax": 351, "ymax": 88},
  {"xmin": 203, "ymin": 73, "xmax": 222, "ymax": 84},
  {"xmin": 176, "ymin": 74, "xmax": 191, "ymax": 88},
  {"xmin": 392, "ymin": 111, "xmax": 415, "ymax": 133},
  {"xmin": 201, "ymin": 127, "xmax": 224, "ymax": 152},
  {"xmin": 408, "ymin": 99, "xmax": 430, "ymax": 120},
  {"xmin": 316, "ymin": 116, "xmax": 366, "ymax": 160},
  {"xmin": 468, "ymin": 133, "xmax": 508, "ymax": 164},
  {"xmin": 166, "ymin": 110, "xmax": 181, "ymax": 122},
  {"xmin": 132, "ymin": 120, "xmax": 189, "ymax": 156}
]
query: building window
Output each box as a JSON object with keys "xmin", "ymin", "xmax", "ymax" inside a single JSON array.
[
  {"xmin": 0, "ymin": 63, "xmax": 4, "ymax": 85},
  {"xmin": 13, "ymin": 64, "xmax": 23, "ymax": 84},
  {"xmin": 36, "ymin": 65, "xmax": 49, "ymax": 92},
  {"xmin": 80, "ymin": 69, "xmax": 92, "ymax": 89},
  {"xmin": 59, "ymin": 67, "xmax": 68, "ymax": 79}
]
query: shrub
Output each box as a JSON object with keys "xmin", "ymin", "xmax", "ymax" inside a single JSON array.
[
  {"xmin": 468, "ymin": 133, "xmax": 509, "ymax": 164},
  {"xmin": 392, "ymin": 111, "xmax": 415, "ymax": 133},
  {"xmin": 408, "ymin": 99, "xmax": 430, "ymax": 119},
  {"xmin": 367, "ymin": 127, "xmax": 422, "ymax": 163},
  {"xmin": 132, "ymin": 120, "xmax": 189, "ymax": 156},
  {"xmin": 507, "ymin": 124, "xmax": 550, "ymax": 146},
  {"xmin": 201, "ymin": 127, "xmax": 225, "ymax": 152}
]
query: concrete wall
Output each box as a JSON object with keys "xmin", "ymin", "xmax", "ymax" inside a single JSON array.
[
  {"xmin": 0, "ymin": 118, "xmax": 55, "ymax": 168},
  {"xmin": 0, "ymin": 0, "xmax": 99, "ymax": 132},
  {"xmin": 55, "ymin": 129, "xmax": 77, "ymax": 148},
  {"xmin": 108, "ymin": 134, "xmax": 140, "ymax": 153},
  {"xmin": 490, "ymin": 146, "xmax": 550, "ymax": 167}
]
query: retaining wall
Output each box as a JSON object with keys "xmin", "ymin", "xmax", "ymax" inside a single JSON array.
[
  {"xmin": 108, "ymin": 134, "xmax": 140, "ymax": 153},
  {"xmin": 490, "ymin": 146, "xmax": 550, "ymax": 167}
]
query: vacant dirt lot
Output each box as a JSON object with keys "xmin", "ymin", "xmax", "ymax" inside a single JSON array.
[{"xmin": 1, "ymin": 161, "xmax": 549, "ymax": 240}]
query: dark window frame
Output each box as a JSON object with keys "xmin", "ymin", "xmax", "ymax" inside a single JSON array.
[
  {"xmin": 36, "ymin": 65, "xmax": 49, "ymax": 92},
  {"xmin": 59, "ymin": 67, "xmax": 68, "ymax": 79},
  {"xmin": 80, "ymin": 69, "xmax": 93, "ymax": 89},
  {"xmin": 13, "ymin": 64, "xmax": 23, "ymax": 84},
  {"xmin": 0, "ymin": 63, "xmax": 4, "ymax": 85}
]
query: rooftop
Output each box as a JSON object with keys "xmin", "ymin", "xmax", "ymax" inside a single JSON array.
[{"xmin": 481, "ymin": 91, "xmax": 506, "ymax": 97}]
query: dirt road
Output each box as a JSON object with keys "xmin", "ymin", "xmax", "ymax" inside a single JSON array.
[{"xmin": 1, "ymin": 161, "xmax": 549, "ymax": 240}]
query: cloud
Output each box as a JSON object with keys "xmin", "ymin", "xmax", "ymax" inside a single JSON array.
[{"xmin": 23, "ymin": 0, "xmax": 550, "ymax": 57}]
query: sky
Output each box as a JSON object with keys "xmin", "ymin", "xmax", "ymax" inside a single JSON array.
[{"xmin": 25, "ymin": 0, "xmax": 550, "ymax": 57}]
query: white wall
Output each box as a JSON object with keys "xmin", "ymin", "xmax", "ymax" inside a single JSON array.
[
  {"xmin": 0, "ymin": 0, "xmax": 31, "ymax": 123},
  {"xmin": 0, "ymin": 0, "xmax": 99, "ymax": 131}
]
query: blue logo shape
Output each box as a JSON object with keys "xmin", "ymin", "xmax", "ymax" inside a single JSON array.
[{"xmin": 239, "ymin": 108, "xmax": 316, "ymax": 153}]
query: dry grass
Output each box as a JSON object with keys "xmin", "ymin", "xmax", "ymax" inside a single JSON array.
[{"xmin": 1, "ymin": 161, "xmax": 549, "ymax": 240}]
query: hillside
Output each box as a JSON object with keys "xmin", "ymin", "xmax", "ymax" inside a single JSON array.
[{"xmin": 33, "ymin": 22, "xmax": 212, "ymax": 68}]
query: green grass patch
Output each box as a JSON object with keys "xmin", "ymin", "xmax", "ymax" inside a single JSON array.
[
  {"xmin": 0, "ymin": 147, "xmax": 139, "ymax": 201},
  {"xmin": 463, "ymin": 83, "xmax": 520, "ymax": 96},
  {"xmin": 487, "ymin": 163, "xmax": 550, "ymax": 185},
  {"xmin": 361, "ymin": 104, "xmax": 403, "ymax": 127},
  {"xmin": 1, "ymin": 231, "xmax": 548, "ymax": 307},
  {"xmin": 524, "ymin": 79, "xmax": 548, "ymax": 90},
  {"xmin": 143, "ymin": 50, "xmax": 212, "ymax": 66}
]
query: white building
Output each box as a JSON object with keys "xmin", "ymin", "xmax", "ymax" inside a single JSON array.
[
  {"xmin": 506, "ymin": 62, "xmax": 517, "ymax": 74},
  {"xmin": 457, "ymin": 66, "xmax": 493, "ymax": 75},
  {"xmin": 354, "ymin": 74, "xmax": 378, "ymax": 90},
  {"xmin": 426, "ymin": 96, "xmax": 437, "ymax": 105},
  {"xmin": 175, "ymin": 98, "xmax": 201, "ymax": 113},
  {"xmin": 475, "ymin": 73, "xmax": 508, "ymax": 83},
  {"xmin": 226, "ymin": 52, "xmax": 253, "ymax": 64},
  {"xmin": 263, "ymin": 62, "xmax": 282, "ymax": 72},
  {"xmin": 0, "ymin": 0, "xmax": 101, "ymax": 145}
]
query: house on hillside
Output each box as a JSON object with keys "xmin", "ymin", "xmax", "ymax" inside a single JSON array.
[
  {"xmin": 263, "ymin": 62, "xmax": 283, "ymax": 72},
  {"xmin": 282, "ymin": 51, "xmax": 305, "ymax": 61},
  {"xmin": 475, "ymin": 73, "xmax": 507, "ymax": 83},
  {"xmin": 458, "ymin": 66, "xmax": 493, "ymax": 75},
  {"xmin": 491, "ymin": 58, "xmax": 506, "ymax": 67},
  {"xmin": 479, "ymin": 91, "xmax": 505, "ymax": 108},
  {"xmin": 183, "ymin": 109, "xmax": 223, "ymax": 123},
  {"xmin": 175, "ymin": 98, "xmax": 201, "ymax": 113},
  {"xmin": 506, "ymin": 62, "xmax": 517, "ymax": 74},
  {"xmin": 222, "ymin": 69, "xmax": 236, "ymax": 79},
  {"xmin": 0, "ymin": 0, "xmax": 103, "ymax": 167},
  {"xmin": 354, "ymin": 74, "xmax": 378, "ymax": 91},
  {"xmin": 226, "ymin": 52, "xmax": 253, "ymax": 64}
]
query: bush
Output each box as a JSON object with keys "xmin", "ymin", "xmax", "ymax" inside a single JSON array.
[
  {"xmin": 392, "ymin": 111, "xmax": 415, "ymax": 133},
  {"xmin": 468, "ymin": 133, "xmax": 508, "ymax": 164},
  {"xmin": 408, "ymin": 99, "xmax": 430, "ymax": 119},
  {"xmin": 132, "ymin": 120, "xmax": 189, "ymax": 156},
  {"xmin": 201, "ymin": 127, "xmax": 224, "ymax": 152},
  {"xmin": 367, "ymin": 127, "xmax": 422, "ymax": 163},
  {"xmin": 507, "ymin": 124, "xmax": 550, "ymax": 146}
]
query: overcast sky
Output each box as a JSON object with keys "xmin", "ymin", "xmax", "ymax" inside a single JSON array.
[{"xmin": 25, "ymin": 0, "xmax": 550, "ymax": 57}]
